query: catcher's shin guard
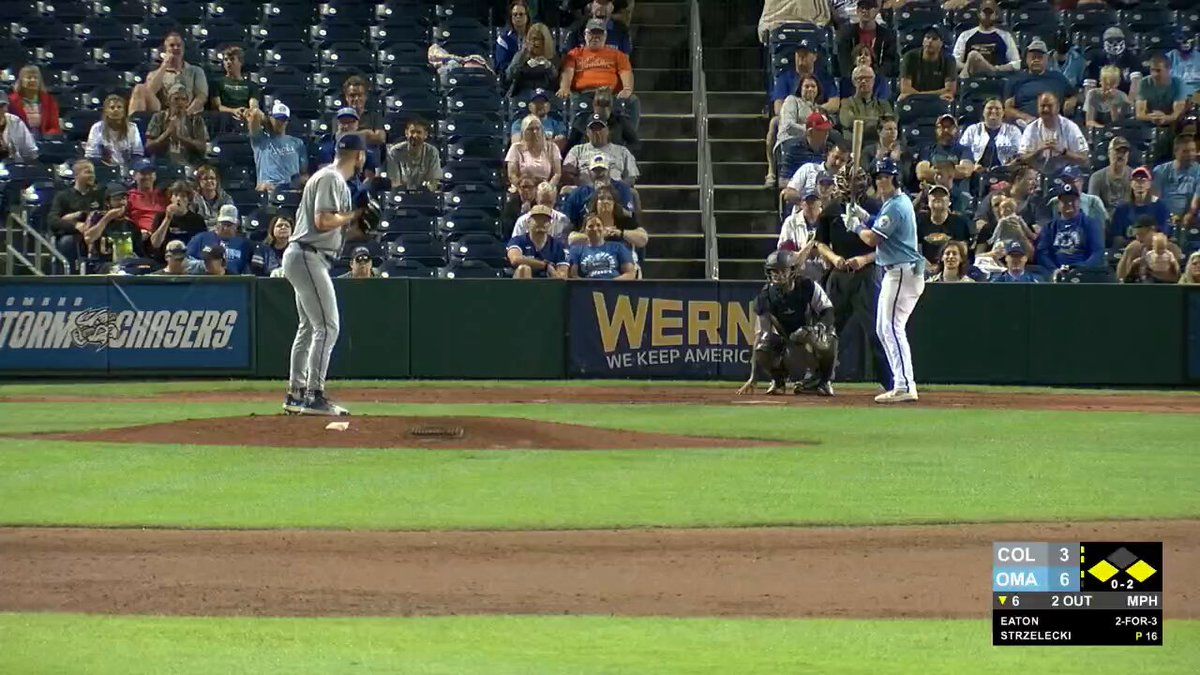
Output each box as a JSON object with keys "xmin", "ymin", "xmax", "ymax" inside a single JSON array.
[{"xmin": 753, "ymin": 333, "xmax": 788, "ymax": 389}]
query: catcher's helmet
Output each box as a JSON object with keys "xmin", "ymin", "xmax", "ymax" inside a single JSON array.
[
  {"xmin": 764, "ymin": 249, "xmax": 799, "ymax": 286},
  {"xmin": 871, "ymin": 158, "xmax": 900, "ymax": 178}
]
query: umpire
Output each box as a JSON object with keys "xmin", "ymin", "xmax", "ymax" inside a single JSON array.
[
  {"xmin": 737, "ymin": 250, "xmax": 838, "ymax": 396},
  {"xmin": 814, "ymin": 194, "xmax": 893, "ymax": 391}
]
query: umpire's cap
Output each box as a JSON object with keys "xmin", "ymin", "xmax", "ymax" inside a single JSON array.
[{"xmin": 871, "ymin": 158, "xmax": 900, "ymax": 178}]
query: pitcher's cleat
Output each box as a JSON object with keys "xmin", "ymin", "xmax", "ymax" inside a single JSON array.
[
  {"xmin": 282, "ymin": 392, "xmax": 306, "ymax": 415},
  {"xmin": 300, "ymin": 391, "xmax": 350, "ymax": 416}
]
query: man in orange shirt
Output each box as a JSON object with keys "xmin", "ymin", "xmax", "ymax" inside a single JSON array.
[{"xmin": 559, "ymin": 20, "xmax": 639, "ymax": 127}]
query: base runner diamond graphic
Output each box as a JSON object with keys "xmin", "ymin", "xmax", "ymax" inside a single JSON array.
[
  {"xmin": 1088, "ymin": 560, "xmax": 1120, "ymax": 582},
  {"xmin": 1125, "ymin": 559, "xmax": 1157, "ymax": 583}
]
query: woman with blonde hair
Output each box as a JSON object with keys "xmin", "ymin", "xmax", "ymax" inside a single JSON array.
[
  {"xmin": 1177, "ymin": 251, "xmax": 1200, "ymax": 284},
  {"xmin": 84, "ymin": 94, "xmax": 144, "ymax": 172},
  {"xmin": 505, "ymin": 114, "xmax": 561, "ymax": 190},
  {"xmin": 507, "ymin": 22, "xmax": 559, "ymax": 97},
  {"xmin": 928, "ymin": 240, "xmax": 974, "ymax": 282},
  {"xmin": 1085, "ymin": 65, "xmax": 1131, "ymax": 128},
  {"xmin": 8, "ymin": 65, "xmax": 61, "ymax": 138}
]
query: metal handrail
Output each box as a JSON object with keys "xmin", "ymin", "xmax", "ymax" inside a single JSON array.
[
  {"xmin": 690, "ymin": 0, "xmax": 718, "ymax": 279},
  {"xmin": 4, "ymin": 205, "xmax": 69, "ymax": 276}
]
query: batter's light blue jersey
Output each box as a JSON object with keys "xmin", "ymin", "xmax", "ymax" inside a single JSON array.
[{"xmin": 872, "ymin": 193, "xmax": 924, "ymax": 268}]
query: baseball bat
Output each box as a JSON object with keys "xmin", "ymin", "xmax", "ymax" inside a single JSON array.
[{"xmin": 850, "ymin": 119, "xmax": 865, "ymax": 175}]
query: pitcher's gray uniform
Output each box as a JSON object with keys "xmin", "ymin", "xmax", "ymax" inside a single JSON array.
[{"xmin": 282, "ymin": 163, "xmax": 351, "ymax": 399}]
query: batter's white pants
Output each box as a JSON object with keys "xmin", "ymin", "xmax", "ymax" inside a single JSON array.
[
  {"xmin": 876, "ymin": 263, "xmax": 925, "ymax": 395},
  {"xmin": 282, "ymin": 244, "xmax": 340, "ymax": 394}
]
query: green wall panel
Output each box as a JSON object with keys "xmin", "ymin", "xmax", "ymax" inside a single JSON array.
[
  {"xmin": 909, "ymin": 283, "xmax": 1030, "ymax": 384},
  {"xmin": 408, "ymin": 280, "xmax": 566, "ymax": 378}
]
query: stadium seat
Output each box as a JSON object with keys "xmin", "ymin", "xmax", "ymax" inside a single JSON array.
[
  {"xmin": 896, "ymin": 95, "xmax": 950, "ymax": 127},
  {"xmin": 263, "ymin": 42, "xmax": 317, "ymax": 72},
  {"xmin": 438, "ymin": 210, "xmax": 500, "ymax": 242},
  {"xmin": 61, "ymin": 110, "xmax": 101, "ymax": 142},
  {"xmin": 65, "ymin": 63, "xmax": 127, "ymax": 90},
  {"xmin": 439, "ymin": 259, "xmax": 506, "ymax": 279},
  {"xmin": 261, "ymin": 1, "xmax": 315, "ymax": 25},
  {"xmin": 320, "ymin": 43, "xmax": 375, "ymax": 72},
  {"xmin": 441, "ymin": 159, "xmax": 501, "ymax": 188},
  {"xmin": 445, "ymin": 185, "xmax": 504, "ymax": 214},
  {"xmin": 377, "ymin": 67, "xmax": 439, "ymax": 96},
  {"xmin": 387, "ymin": 189, "xmax": 441, "ymax": 214},
  {"xmin": 149, "ymin": 0, "xmax": 206, "ymax": 25},
  {"xmin": 11, "ymin": 23, "xmax": 78, "ymax": 49},
  {"xmin": 205, "ymin": 1, "xmax": 259, "ymax": 24},
  {"xmin": 221, "ymin": 165, "xmax": 257, "ymax": 192},
  {"xmin": 37, "ymin": 40, "xmax": 90, "ymax": 71},
  {"xmin": 77, "ymin": 18, "xmax": 136, "ymax": 46},
  {"xmin": 382, "ymin": 258, "xmax": 438, "ymax": 278},
  {"xmin": 193, "ymin": 17, "xmax": 249, "ymax": 48},
  {"xmin": 1007, "ymin": 6, "xmax": 1057, "ymax": 35},
  {"xmin": 447, "ymin": 233, "xmax": 507, "ymax": 267},
  {"xmin": 102, "ymin": 0, "xmax": 151, "ymax": 24},
  {"xmin": 210, "ymin": 134, "xmax": 255, "ymax": 167},
  {"xmin": 47, "ymin": 0, "xmax": 92, "ymax": 23},
  {"xmin": 390, "ymin": 233, "xmax": 447, "ymax": 266},
  {"xmin": 95, "ymin": 42, "xmax": 149, "ymax": 71},
  {"xmin": 378, "ymin": 208, "xmax": 437, "ymax": 238},
  {"xmin": 310, "ymin": 22, "xmax": 369, "ymax": 47},
  {"xmin": 377, "ymin": 43, "xmax": 428, "ymax": 69},
  {"xmin": 37, "ymin": 138, "xmax": 82, "ymax": 166},
  {"xmin": 445, "ymin": 137, "xmax": 507, "ymax": 162}
]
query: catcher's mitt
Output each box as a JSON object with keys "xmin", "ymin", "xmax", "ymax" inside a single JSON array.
[{"xmin": 789, "ymin": 323, "xmax": 837, "ymax": 351}]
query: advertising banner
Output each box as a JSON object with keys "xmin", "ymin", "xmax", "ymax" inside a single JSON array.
[
  {"xmin": 568, "ymin": 281, "xmax": 760, "ymax": 379},
  {"xmin": 0, "ymin": 279, "xmax": 253, "ymax": 373}
]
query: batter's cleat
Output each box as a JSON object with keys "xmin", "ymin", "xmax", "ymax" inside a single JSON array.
[
  {"xmin": 300, "ymin": 391, "xmax": 350, "ymax": 416},
  {"xmin": 282, "ymin": 392, "xmax": 306, "ymax": 415},
  {"xmin": 874, "ymin": 389, "xmax": 918, "ymax": 404},
  {"xmin": 764, "ymin": 380, "xmax": 787, "ymax": 395}
]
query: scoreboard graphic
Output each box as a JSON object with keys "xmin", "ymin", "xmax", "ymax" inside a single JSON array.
[{"xmin": 992, "ymin": 542, "xmax": 1163, "ymax": 646}]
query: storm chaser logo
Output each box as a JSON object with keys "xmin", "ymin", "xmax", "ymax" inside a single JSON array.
[{"xmin": 0, "ymin": 300, "xmax": 238, "ymax": 351}]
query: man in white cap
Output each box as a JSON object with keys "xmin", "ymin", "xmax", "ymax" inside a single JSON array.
[
  {"xmin": 185, "ymin": 204, "xmax": 254, "ymax": 274},
  {"xmin": 247, "ymin": 99, "xmax": 308, "ymax": 192},
  {"xmin": 153, "ymin": 239, "xmax": 204, "ymax": 275},
  {"xmin": 564, "ymin": 113, "xmax": 638, "ymax": 187}
]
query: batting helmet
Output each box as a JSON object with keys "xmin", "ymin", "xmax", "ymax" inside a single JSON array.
[{"xmin": 871, "ymin": 158, "xmax": 900, "ymax": 178}]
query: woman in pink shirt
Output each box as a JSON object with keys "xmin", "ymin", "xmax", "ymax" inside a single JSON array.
[{"xmin": 505, "ymin": 115, "xmax": 561, "ymax": 191}]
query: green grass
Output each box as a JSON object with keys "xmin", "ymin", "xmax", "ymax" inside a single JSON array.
[
  {"xmin": 2, "ymin": 398, "xmax": 1197, "ymax": 530},
  {"xmin": 1, "ymin": 614, "xmax": 1195, "ymax": 674}
]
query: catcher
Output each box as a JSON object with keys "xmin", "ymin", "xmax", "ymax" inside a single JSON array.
[{"xmin": 737, "ymin": 249, "xmax": 838, "ymax": 397}]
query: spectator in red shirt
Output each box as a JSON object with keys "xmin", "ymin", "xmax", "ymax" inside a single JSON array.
[
  {"xmin": 127, "ymin": 159, "xmax": 167, "ymax": 236},
  {"xmin": 7, "ymin": 65, "xmax": 61, "ymax": 138}
]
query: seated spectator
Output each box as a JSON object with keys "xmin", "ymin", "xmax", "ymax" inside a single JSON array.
[
  {"xmin": 838, "ymin": 44, "xmax": 893, "ymax": 100},
  {"xmin": 1167, "ymin": 31, "xmax": 1199, "ymax": 101},
  {"xmin": 49, "ymin": 159, "xmax": 103, "ymax": 273},
  {"xmin": 988, "ymin": 195, "xmax": 1036, "ymax": 255},
  {"xmin": 974, "ymin": 167, "xmax": 1050, "ymax": 245},
  {"xmin": 561, "ymin": 155, "xmax": 636, "ymax": 227},
  {"xmin": 960, "ymin": 98, "xmax": 1022, "ymax": 171},
  {"xmin": 1046, "ymin": 30, "xmax": 1086, "ymax": 90},
  {"xmin": 502, "ymin": 175, "xmax": 540, "ymax": 239},
  {"xmin": 149, "ymin": 180, "xmax": 207, "ymax": 254},
  {"xmin": 991, "ymin": 240, "xmax": 1040, "ymax": 282},
  {"xmin": 569, "ymin": 214, "xmax": 636, "ymax": 279},
  {"xmin": 129, "ymin": 31, "xmax": 207, "ymax": 114},
  {"xmin": 152, "ymin": 239, "xmax": 201, "ymax": 275},
  {"xmin": 899, "ymin": 28, "xmax": 957, "ymax": 102},
  {"xmin": 765, "ymin": 41, "xmax": 839, "ymax": 184},
  {"xmin": 85, "ymin": 94, "xmax": 144, "ymax": 173},
  {"xmin": 839, "ymin": 66, "xmax": 892, "ymax": 144},
  {"xmin": 783, "ymin": 142, "xmax": 846, "ymax": 214},
  {"xmin": 511, "ymin": 89, "xmax": 568, "ymax": 151},
  {"xmin": 916, "ymin": 115, "xmax": 975, "ymax": 188},
  {"xmin": 928, "ymin": 240, "xmax": 974, "ymax": 282},
  {"xmin": 1005, "ymin": 39, "xmax": 1077, "ymax": 125},
  {"xmin": 508, "ymin": 204, "xmax": 569, "ymax": 279},
  {"xmin": 863, "ymin": 115, "xmax": 904, "ymax": 170},
  {"xmin": 564, "ymin": 0, "xmax": 632, "ymax": 54},
  {"xmin": 558, "ymin": 21, "xmax": 636, "ymax": 123},
  {"xmin": 251, "ymin": 214, "xmax": 293, "ymax": 277},
  {"xmin": 778, "ymin": 187, "xmax": 822, "ymax": 251},
  {"xmin": 567, "ymin": 87, "xmax": 637, "ymax": 151},
  {"xmin": 145, "ymin": 83, "xmax": 209, "ymax": 167},
  {"xmin": 918, "ymin": 185, "xmax": 973, "ymax": 266},
  {"xmin": 512, "ymin": 181, "xmax": 572, "ymax": 244},
  {"xmin": 1117, "ymin": 216, "xmax": 1185, "ymax": 282},
  {"xmin": 1017, "ymin": 93, "xmax": 1088, "ymax": 176},
  {"xmin": 1152, "ymin": 134, "xmax": 1200, "ymax": 228},
  {"xmin": 582, "ymin": 183, "xmax": 647, "ymax": 251},
  {"xmin": 952, "ymin": 0, "xmax": 1020, "ymax": 77},
  {"xmin": 773, "ymin": 76, "xmax": 821, "ymax": 180},
  {"xmin": 0, "ymin": 94, "xmax": 38, "ymax": 163},
  {"xmin": 506, "ymin": 115, "xmax": 562, "ymax": 189},
  {"xmin": 1037, "ymin": 183, "xmax": 1105, "ymax": 271},
  {"xmin": 247, "ymin": 101, "xmax": 308, "ymax": 193},
  {"xmin": 1179, "ymin": 251, "xmax": 1200, "ymax": 284},
  {"xmin": 1085, "ymin": 66, "xmax": 1132, "ymax": 129},
  {"xmin": 1055, "ymin": 165, "xmax": 1107, "ymax": 237},
  {"xmin": 199, "ymin": 243, "xmax": 227, "ymax": 275},
  {"xmin": 338, "ymin": 246, "xmax": 381, "ymax": 279},
  {"xmin": 210, "ymin": 46, "xmax": 260, "ymax": 129},
  {"xmin": 186, "ymin": 205, "xmax": 253, "ymax": 274},
  {"xmin": 508, "ymin": 24, "xmax": 559, "ymax": 99},
  {"xmin": 1138, "ymin": 54, "xmax": 1188, "ymax": 160},
  {"xmin": 496, "ymin": 0, "xmax": 532, "ymax": 77},
  {"xmin": 1083, "ymin": 28, "xmax": 1142, "ymax": 94},
  {"xmin": 340, "ymin": 76, "xmax": 386, "ymax": 164},
  {"xmin": 8, "ymin": 66, "xmax": 61, "ymax": 138},
  {"xmin": 192, "ymin": 164, "xmax": 234, "ymax": 229},
  {"xmin": 779, "ymin": 111, "xmax": 837, "ymax": 187},
  {"xmin": 316, "ymin": 108, "xmax": 380, "ymax": 176},
  {"xmin": 757, "ymin": 0, "xmax": 831, "ymax": 43},
  {"xmin": 1088, "ymin": 136, "xmax": 1132, "ymax": 219},
  {"xmin": 385, "ymin": 118, "xmax": 441, "ymax": 192},
  {"xmin": 1113, "ymin": 166, "xmax": 1172, "ymax": 246},
  {"xmin": 835, "ymin": 1, "xmax": 897, "ymax": 80},
  {"xmin": 128, "ymin": 159, "xmax": 166, "ymax": 236},
  {"xmin": 564, "ymin": 114, "xmax": 638, "ymax": 186},
  {"xmin": 82, "ymin": 183, "xmax": 146, "ymax": 268}
]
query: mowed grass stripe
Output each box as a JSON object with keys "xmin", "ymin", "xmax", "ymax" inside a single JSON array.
[{"xmin": 1, "ymin": 614, "xmax": 1197, "ymax": 674}]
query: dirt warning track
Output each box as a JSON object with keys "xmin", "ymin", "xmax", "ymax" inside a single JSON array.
[{"xmin": 2, "ymin": 521, "xmax": 1196, "ymax": 619}]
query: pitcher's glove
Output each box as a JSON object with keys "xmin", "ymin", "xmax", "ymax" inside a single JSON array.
[{"xmin": 360, "ymin": 196, "xmax": 382, "ymax": 231}]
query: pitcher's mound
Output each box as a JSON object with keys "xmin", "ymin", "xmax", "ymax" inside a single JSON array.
[{"xmin": 49, "ymin": 416, "xmax": 794, "ymax": 451}]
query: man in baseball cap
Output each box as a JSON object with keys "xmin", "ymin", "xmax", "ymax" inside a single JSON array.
[
  {"xmin": 916, "ymin": 114, "xmax": 974, "ymax": 187},
  {"xmin": 992, "ymin": 240, "xmax": 1040, "ymax": 282},
  {"xmin": 507, "ymin": 203, "xmax": 569, "ymax": 279},
  {"xmin": 510, "ymin": 89, "xmax": 568, "ymax": 148},
  {"xmin": 125, "ymin": 159, "xmax": 166, "ymax": 234},
  {"xmin": 200, "ymin": 243, "xmax": 227, "ymax": 275},
  {"xmin": 183, "ymin": 203, "xmax": 253, "ymax": 274},
  {"xmin": 247, "ymin": 98, "xmax": 308, "ymax": 192},
  {"xmin": 153, "ymin": 239, "xmax": 196, "ymax": 275},
  {"xmin": 1057, "ymin": 165, "xmax": 1106, "ymax": 228},
  {"xmin": 338, "ymin": 245, "xmax": 379, "ymax": 279},
  {"xmin": 898, "ymin": 26, "xmax": 955, "ymax": 102},
  {"xmin": 1008, "ymin": 37, "xmax": 1077, "ymax": 123},
  {"xmin": 1038, "ymin": 181, "xmax": 1104, "ymax": 270},
  {"xmin": 1088, "ymin": 136, "xmax": 1132, "ymax": 221}
]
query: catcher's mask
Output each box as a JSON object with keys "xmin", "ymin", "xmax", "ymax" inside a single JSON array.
[{"xmin": 764, "ymin": 249, "xmax": 799, "ymax": 288}]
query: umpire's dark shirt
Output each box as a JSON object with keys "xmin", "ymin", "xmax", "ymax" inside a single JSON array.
[{"xmin": 816, "ymin": 197, "xmax": 880, "ymax": 259}]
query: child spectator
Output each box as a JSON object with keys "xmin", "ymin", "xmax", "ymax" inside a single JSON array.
[
  {"xmin": 8, "ymin": 66, "xmax": 61, "ymax": 138},
  {"xmin": 1085, "ymin": 65, "xmax": 1132, "ymax": 129},
  {"xmin": 149, "ymin": 180, "xmax": 208, "ymax": 254},
  {"xmin": 85, "ymin": 94, "xmax": 144, "ymax": 173},
  {"xmin": 1140, "ymin": 233, "xmax": 1181, "ymax": 283},
  {"xmin": 991, "ymin": 241, "xmax": 1040, "ymax": 282},
  {"xmin": 1116, "ymin": 216, "xmax": 1184, "ymax": 282},
  {"xmin": 385, "ymin": 118, "xmax": 441, "ymax": 191}
]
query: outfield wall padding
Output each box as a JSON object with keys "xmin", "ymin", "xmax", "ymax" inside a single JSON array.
[{"xmin": 1, "ymin": 278, "xmax": 1196, "ymax": 386}]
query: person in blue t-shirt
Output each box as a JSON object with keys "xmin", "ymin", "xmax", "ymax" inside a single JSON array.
[
  {"xmin": 1036, "ymin": 183, "xmax": 1105, "ymax": 270},
  {"xmin": 569, "ymin": 214, "xmax": 636, "ymax": 279},
  {"xmin": 247, "ymin": 100, "xmax": 308, "ymax": 192},
  {"xmin": 991, "ymin": 241, "xmax": 1041, "ymax": 283},
  {"xmin": 507, "ymin": 205, "xmax": 569, "ymax": 279},
  {"xmin": 561, "ymin": 155, "xmax": 636, "ymax": 227},
  {"xmin": 186, "ymin": 204, "xmax": 254, "ymax": 274},
  {"xmin": 1004, "ymin": 39, "xmax": 1077, "ymax": 124}
]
